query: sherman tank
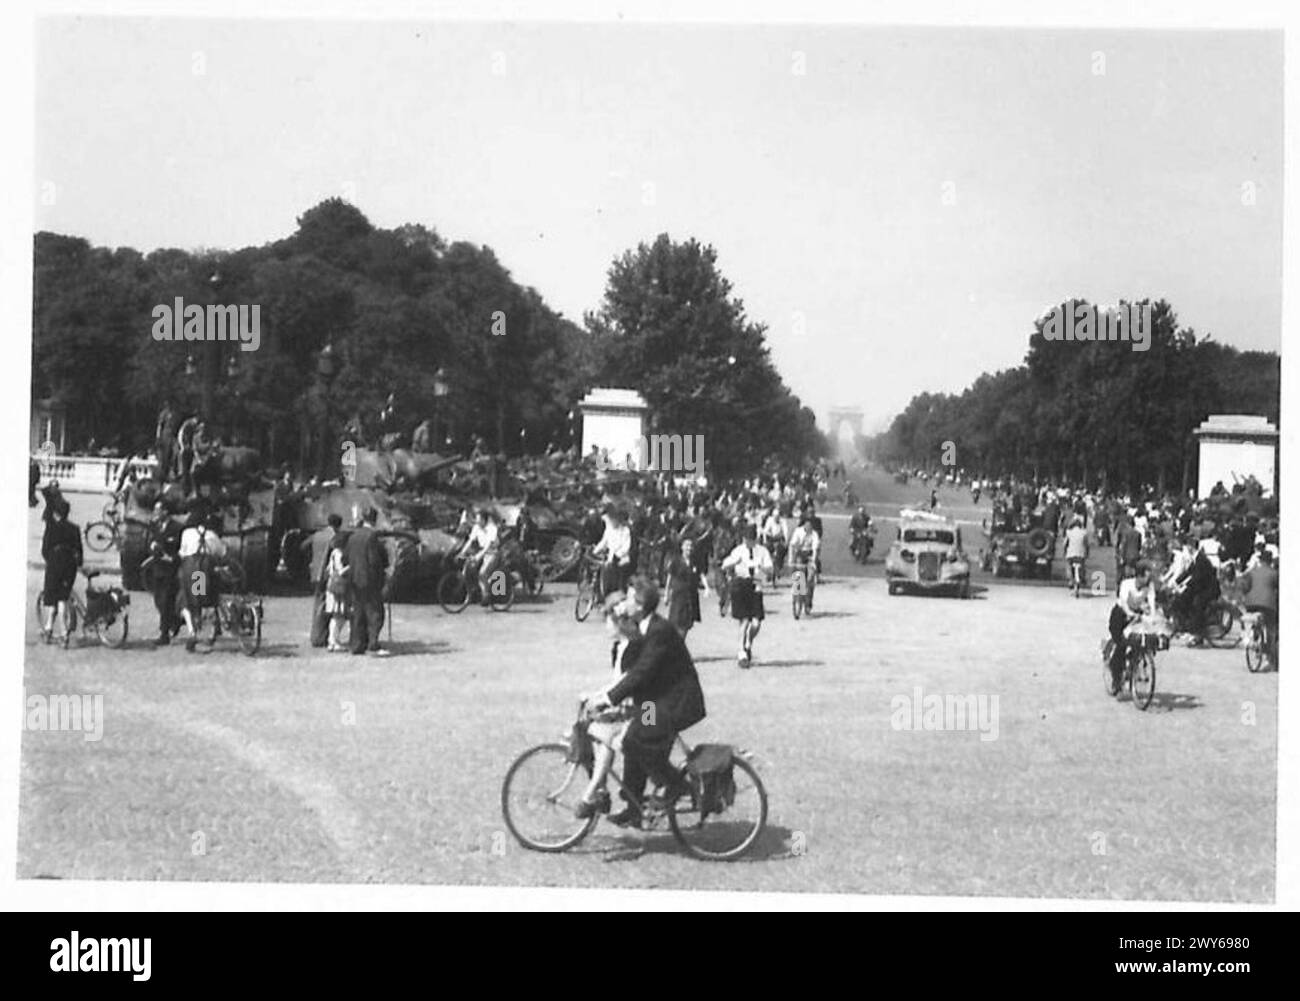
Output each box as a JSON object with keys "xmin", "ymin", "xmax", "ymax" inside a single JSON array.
[
  {"xmin": 277, "ymin": 448, "xmax": 593, "ymax": 600},
  {"xmin": 119, "ymin": 446, "xmax": 277, "ymax": 592}
]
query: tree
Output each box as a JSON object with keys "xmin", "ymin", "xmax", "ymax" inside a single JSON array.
[{"xmin": 586, "ymin": 234, "xmax": 826, "ymax": 475}]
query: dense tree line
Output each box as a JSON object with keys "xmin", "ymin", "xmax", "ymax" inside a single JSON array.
[
  {"xmin": 585, "ymin": 234, "xmax": 826, "ymax": 477},
  {"xmin": 866, "ymin": 299, "xmax": 1279, "ymax": 494},
  {"xmin": 32, "ymin": 201, "xmax": 825, "ymax": 477}
]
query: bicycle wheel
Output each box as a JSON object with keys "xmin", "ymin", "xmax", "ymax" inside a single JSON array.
[
  {"xmin": 791, "ymin": 581, "xmax": 804, "ymax": 620},
  {"xmin": 437, "ymin": 571, "xmax": 471, "ymax": 614},
  {"xmin": 501, "ymin": 742, "xmax": 597, "ymax": 852},
  {"xmin": 93, "ymin": 604, "xmax": 129, "ymax": 649},
  {"xmin": 486, "ymin": 569, "xmax": 515, "ymax": 612},
  {"xmin": 1245, "ymin": 623, "xmax": 1265, "ymax": 673},
  {"xmin": 574, "ymin": 574, "xmax": 596, "ymax": 622},
  {"xmin": 85, "ymin": 521, "xmax": 117, "ymax": 553},
  {"xmin": 230, "ymin": 598, "xmax": 262, "ymax": 656},
  {"xmin": 1130, "ymin": 649, "xmax": 1156, "ymax": 711},
  {"xmin": 1101, "ymin": 643, "xmax": 1120, "ymax": 697},
  {"xmin": 669, "ymin": 754, "xmax": 768, "ymax": 861},
  {"xmin": 718, "ymin": 579, "xmax": 731, "ymax": 618}
]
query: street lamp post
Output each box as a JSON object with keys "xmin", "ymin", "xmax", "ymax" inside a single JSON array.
[
  {"xmin": 315, "ymin": 344, "xmax": 340, "ymax": 479},
  {"xmin": 432, "ymin": 367, "xmax": 449, "ymax": 452}
]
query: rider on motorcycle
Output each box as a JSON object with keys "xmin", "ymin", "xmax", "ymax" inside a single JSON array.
[{"xmin": 849, "ymin": 505, "xmax": 872, "ymax": 560}]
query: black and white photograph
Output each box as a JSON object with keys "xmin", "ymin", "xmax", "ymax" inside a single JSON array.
[{"xmin": 7, "ymin": 4, "xmax": 1293, "ymax": 916}]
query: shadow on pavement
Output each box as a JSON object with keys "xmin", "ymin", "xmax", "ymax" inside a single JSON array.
[{"xmin": 585, "ymin": 822, "xmax": 801, "ymax": 864}]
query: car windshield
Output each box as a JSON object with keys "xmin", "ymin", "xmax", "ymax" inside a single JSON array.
[{"xmin": 902, "ymin": 528, "xmax": 954, "ymax": 545}]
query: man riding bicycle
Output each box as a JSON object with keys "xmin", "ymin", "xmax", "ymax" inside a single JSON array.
[
  {"xmin": 1107, "ymin": 560, "xmax": 1158, "ymax": 693},
  {"xmin": 788, "ymin": 515, "xmax": 821, "ymax": 613},
  {"xmin": 587, "ymin": 577, "xmax": 707, "ymax": 828},
  {"xmin": 454, "ymin": 507, "xmax": 502, "ymax": 605},
  {"xmin": 1239, "ymin": 549, "xmax": 1278, "ymax": 661},
  {"xmin": 761, "ymin": 506, "xmax": 788, "ymax": 584}
]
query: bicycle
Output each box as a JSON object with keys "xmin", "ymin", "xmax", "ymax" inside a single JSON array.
[
  {"xmin": 180, "ymin": 558, "xmax": 262, "ymax": 655},
  {"xmin": 790, "ymin": 551, "xmax": 814, "ymax": 619},
  {"xmin": 35, "ymin": 567, "xmax": 130, "ymax": 648},
  {"xmin": 1243, "ymin": 611, "xmax": 1276, "ymax": 673},
  {"xmin": 501, "ymin": 702, "xmax": 768, "ymax": 861},
  {"xmin": 1101, "ymin": 621, "xmax": 1165, "ymax": 711},
  {"xmin": 764, "ymin": 537, "xmax": 787, "ymax": 588},
  {"xmin": 84, "ymin": 498, "xmax": 126, "ymax": 553},
  {"xmin": 711, "ymin": 565, "xmax": 733, "ymax": 618},
  {"xmin": 439, "ymin": 553, "xmax": 517, "ymax": 614},
  {"xmin": 573, "ymin": 552, "xmax": 610, "ymax": 622},
  {"xmin": 1067, "ymin": 557, "xmax": 1085, "ymax": 598},
  {"xmin": 213, "ymin": 561, "xmax": 262, "ymax": 656}
]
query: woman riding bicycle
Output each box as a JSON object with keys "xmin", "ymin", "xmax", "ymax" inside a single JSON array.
[
  {"xmin": 1107, "ymin": 560, "xmax": 1157, "ymax": 693},
  {"xmin": 591, "ymin": 507, "xmax": 633, "ymax": 596},
  {"xmin": 1063, "ymin": 516, "xmax": 1089, "ymax": 596},
  {"xmin": 573, "ymin": 591, "xmax": 641, "ymax": 819}
]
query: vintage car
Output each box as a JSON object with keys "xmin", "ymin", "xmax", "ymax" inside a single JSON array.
[{"xmin": 885, "ymin": 509, "xmax": 972, "ymax": 597}]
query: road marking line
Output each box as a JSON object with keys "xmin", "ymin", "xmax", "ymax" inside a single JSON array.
[{"xmin": 100, "ymin": 684, "xmax": 368, "ymax": 862}]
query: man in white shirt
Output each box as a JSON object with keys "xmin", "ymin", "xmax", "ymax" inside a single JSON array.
[
  {"xmin": 761, "ymin": 507, "xmax": 788, "ymax": 586},
  {"xmin": 457, "ymin": 508, "xmax": 501, "ymax": 603}
]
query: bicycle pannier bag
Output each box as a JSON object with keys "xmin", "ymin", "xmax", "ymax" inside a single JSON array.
[{"xmin": 687, "ymin": 743, "xmax": 736, "ymax": 816}]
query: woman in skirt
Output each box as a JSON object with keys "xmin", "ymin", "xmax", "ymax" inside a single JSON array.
[
  {"xmin": 720, "ymin": 524, "xmax": 773, "ymax": 669},
  {"xmin": 323, "ymin": 535, "xmax": 351, "ymax": 652},
  {"xmin": 178, "ymin": 514, "xmax": 227, "ymax": 652},
  {"xmin": 40, "ymin": 500, "xmax": 82, "ymax": 645},
  {"xmin": 663, "ymin": 537, "xmax": 708, "ymax": 639}
]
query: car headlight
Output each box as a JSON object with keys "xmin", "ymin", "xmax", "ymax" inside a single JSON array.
[{"xmin": 900, "ymin": 550, "xmax": 915, "ymax": 562}]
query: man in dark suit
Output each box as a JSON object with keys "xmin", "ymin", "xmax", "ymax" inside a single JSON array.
[
  {"xmin": 303, "ymin": 514, "xmax": 345, "ymax": 648},
  {"xmin": 145, "ymin": 501, "xmax": 183, "ymax": 646},
  {"xmin": 591, "ymin": 576, "xmax": 707, "ymax": 828},
  {"xmin": 345, "ymin": 508, "xmax": 390, "ymax": 656}
]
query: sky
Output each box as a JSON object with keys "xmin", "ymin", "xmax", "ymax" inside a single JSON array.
[{"xmin": 35, "ymin": 19, "xmax": 1283, "ymax": 434}]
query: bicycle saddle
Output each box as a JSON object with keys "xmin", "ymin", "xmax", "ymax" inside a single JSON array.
[{"xmin": 80, "ymin": 568, "xmax": 101, "ymax": 580}]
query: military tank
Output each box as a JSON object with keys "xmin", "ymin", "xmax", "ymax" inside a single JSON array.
[
  {"xmin": 277, "ymin": 447, "xmax": 592, "ymax": 599},
  {"xmin": 119, "ymin": 446, "xmax": 277, "ymax": 592}
]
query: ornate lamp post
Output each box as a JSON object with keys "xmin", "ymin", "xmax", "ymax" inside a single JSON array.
[
  {"xmin": 315, "ymin": 344, "xmax": 340, "ymax": 479},
  {"xmin": 432, "ymin": 366, "xmax": 449, "ymax": 451}
]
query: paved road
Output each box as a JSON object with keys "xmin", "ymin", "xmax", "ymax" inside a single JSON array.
[{"xmin": 19, "ymin": 492, "xmax": 1276, "ymax": 899}]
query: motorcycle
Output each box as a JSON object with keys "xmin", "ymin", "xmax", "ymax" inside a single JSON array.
[{"xmin": 850, "ymin": 526, "xmax": 875, "ymax": 564}]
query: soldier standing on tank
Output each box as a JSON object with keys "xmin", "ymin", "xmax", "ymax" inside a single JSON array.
[{"xmin": 155, "ymin": 399, "xmax": 180, "ymax": 483}]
